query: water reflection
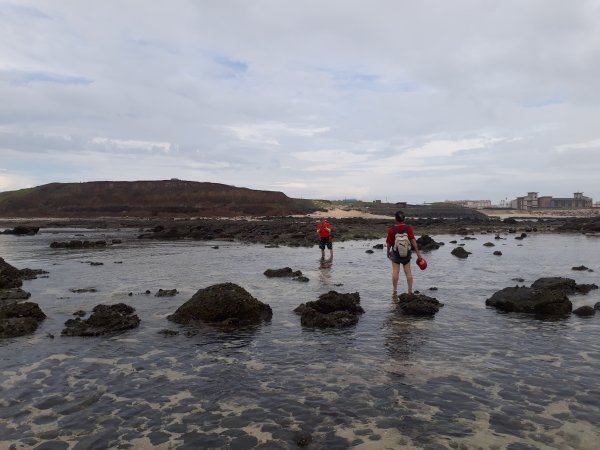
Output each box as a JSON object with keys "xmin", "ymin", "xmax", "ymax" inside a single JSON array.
[{"xmin": 318, "ymin": 257, "xmax": 333, "ymax": 285}]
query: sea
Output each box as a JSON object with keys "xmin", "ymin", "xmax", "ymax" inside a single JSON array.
[{"xmin": 1, "ymin": 228, "xmax": 600, "ymax": 449}]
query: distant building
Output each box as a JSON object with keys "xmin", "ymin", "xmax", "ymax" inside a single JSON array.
[
  {"xmin": 447, "ymin": 200, "xmax": 492, "ymax": 209},
  {"xmin": 511, "ymin": 192, "xmax": 592, "ymax": 210},
  {"xmin": 395, "ymin": 202, "xmax": 408, "ymax": 208},
  {"xmin": 373, "ymin": 199, "xmax": 382, "ymax": 203}
]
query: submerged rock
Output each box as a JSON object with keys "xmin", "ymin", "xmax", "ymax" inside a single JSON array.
[
  {"xmin": 451, "ymin": 247, "xmax": 471, "ymax": 258},
  {"xmin": 50, "ymin": 240, "xmax": 107, "ymax": 249},
  {"xmin": 0, "ymin": 302, "xmax": 47, "ymax": 338},
  {"xmin": 155, "ymin": 288, "xmax": 179, "ymax": 297},
  {"xmin": 485, "ymin": 286, "xmax": 572, "ymax": 316},
  {"xmin": 62, "ymin": 303, "xmax": 140, "ymax": 336},
  {"xmin": 295, "ymin": 291, "xmax": 364, "ymax": 328},
  {"xmin": 168, "ymin": 283, "xmax": 272, "ymax": 327},
  {"xmin": 397, "ymin": 293, "xmax": 443, "ymax": 316}
]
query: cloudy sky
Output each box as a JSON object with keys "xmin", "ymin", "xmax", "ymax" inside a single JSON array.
[{"xmin": 1, "ymin": 1, "xmax": 600, "ymax": 204}]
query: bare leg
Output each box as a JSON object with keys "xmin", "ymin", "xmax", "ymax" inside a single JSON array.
[
  {"xmin": 329, "ymin": 248, "xmax": 333, "ymax": 258},
  {"xmin": 403, "ymin": 263, "xmax": 414, "ymax": 294},
  {"xmin": 391, "ymin": 262, "xmax": 400, "ymax": 293}
]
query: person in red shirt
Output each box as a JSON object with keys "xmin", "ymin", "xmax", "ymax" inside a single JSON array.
[
  {"xmin": 316, "ymin": 218, "xmax": 333, "ymax": 259},
  {"xmin": 386, "ymin": 210, "xmax": 422, "ymax": 295}
]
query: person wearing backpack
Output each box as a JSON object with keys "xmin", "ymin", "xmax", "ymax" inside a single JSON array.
[
  {"xmin": 386, "ymin": 210, "xmax": 422, "ymax": 295},
  {"xmin": 317, "ymin": 217, "xmax": 333, "ymax": 259}
]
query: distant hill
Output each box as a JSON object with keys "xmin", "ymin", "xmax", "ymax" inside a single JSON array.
[{"xmin": 0, "ymin": 180, "xmax": 318, "ymax": 218}]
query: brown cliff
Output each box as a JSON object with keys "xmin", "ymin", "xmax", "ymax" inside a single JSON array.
[{"xmin": 0, "ymin": 180, "xmax": 317, "ymax": 218}]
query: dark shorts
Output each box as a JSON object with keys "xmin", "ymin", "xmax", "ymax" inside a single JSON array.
[
  {"xmin": 390, "ymin": 251, "xmax": 411, "ymax": 266},
  {"xmin": 319, "ymin": 236, "xmax": 332, "ymax": 249}
]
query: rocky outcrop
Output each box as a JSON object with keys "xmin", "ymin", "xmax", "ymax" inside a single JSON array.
[
  {"xmin": 0, "ymin": 258, "xmax": 47, "ymax": 300},
  {"xmin": 0, "ymin": 302, "xmax": 46, "ymax": 338},
  {"xmin": 530, "ymin": 277, "xmax": 598, "ymax": 295},
  {"xmin": 571, "ymin": 265, "xmax": 592, "ymax": 272},
  {"xmin": 451, "ymin": 247, "xmax": 471, "ymax": 258},
  {"xmin": 62, "ymin": 303, "xmax": 140, "ymax": 336},
  {"xmin": 50, "ymin": 240, "xmax": 107, "ymax": 249},
  {"xmin": 397, "ymin": 293, "xmax": 443, "ymax": 316},
  {"xmin": 1, "ymin": 226, "xmax": 40, "ymax": 235},
  {"xmin": 168, "ymin": 283, "xmax": 272, "ymax": 327},
  {"xmin": 485, "ymin": 286, "xmax": 572, "ymax": 316},
  {"xmin": 493, "ymin": 251, "xmax": 503, "ymax": 256},
  {"xmin": 294, "ymin": 291, "xmax": 364, "ymax": 328}
]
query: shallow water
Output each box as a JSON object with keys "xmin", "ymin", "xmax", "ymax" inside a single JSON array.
[{"xmin": 1, "ymin": 230, "xmax": 600, "ymax": 449}]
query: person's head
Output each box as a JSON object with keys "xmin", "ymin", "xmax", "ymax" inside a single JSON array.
[
  {"xmin": 320, "ymin": 217, "xmax": 327, "ymax": 223},
  {"xmin": 394, "ymin": 210, "xmax": 405, "ymax": 223}
]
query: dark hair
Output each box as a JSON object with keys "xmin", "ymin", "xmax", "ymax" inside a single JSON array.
[{"xmin": 394, "ymin": 210, "xmax": 405, "ymax": 222}]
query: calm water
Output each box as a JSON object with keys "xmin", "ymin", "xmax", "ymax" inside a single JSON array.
[{"xmin": 1, "ymin": 229, "xmax": 600, "ymax": 450}]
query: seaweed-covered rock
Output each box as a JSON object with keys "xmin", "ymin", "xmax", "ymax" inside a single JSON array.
[
  {"xmin": 397, "ymin": 293, "xmax": 443, "ymax": 316},
  {"xmin": 264, "ymin": 267, "xmax": 303, "ymax": 278},
  {"xmin": 531, "ymin": 277, "xmax": 598, "ymax": 294},
  {"xmin": 0, "ymin": 302, "xmax": 46, "ymax": 338},
  {"xmin": 573, "ymin": 306, "xmax": 595, "ymax": 317},
  {"xmin": 295, "ymin": 291, "xmax": 363, "ymax": 328},
  {"xmin": 168, "ymin": 283, "xmax": 272, "ymax": 327},
  {"xmin": 483, "ymin": 242, "xmax": 495, "ymax": 247},
  {"xmin": 485, "ymin": 286, "xmax": 572, "ymax": 316},
  {"xmin": 62, "ymin": 303, "xmax": 140, "ymax": 336},
  {"xmin": 451, "ymin": 247, "xmax": 471, "ymax": 258}
]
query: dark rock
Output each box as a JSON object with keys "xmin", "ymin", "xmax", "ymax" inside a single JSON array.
[
  {"xmin": 293, "ymin": 276, "xmax": 309, "ymax": 282},
  {"xmin": 483, "ymin": 242, "xmax": 495, "ymax": 247},
  {"xmin": 365, "ymin": 249, "xmax": 374, "ymax": 254},
  {"xmin": 572, "ymin": 265, "xmax": 589, "ymax": 271},
  {"xmin": 19, "ymin": 268, "xmax": 49, "ymax": 280},
  {"xmin": 295, "ymin": 291, "xmax": 364, "ymax": 328},
  {"xmin": 0, "ymin": 288, "xmax": 31, "ymax": 301},
  {"xmin": 595, "ymin": 302, "xmax": 600, "ymax": 310},
  {"xmin": 493, "ymin": 251, "xmax": 503, "ymax": 256},
  {"xmin": 264, "ymin": 267, "xmax": 303, "ymax": 278},
  {"xmin": 485, "ymin": 286, "xmax": 572, "ymax": 316},
  {"xmin": 155, "ymin": 289, "xmax": 178, "ymax": 297},
  {"xmin": 531, "ymin": 277, "xmax": 598, "ymax": 295},
  {"xmin": 62, "ymin": 303, "xmax": 140, "ymax": 336},
  {"xmin": 158, "ymin": 329, "xmax": 179, "ymax": 336},
  {"xmin": 168, "ymin": 283, "xmax": 272, "ymax": 327},
  {"xmin": 69, "ymin": 288, "xmax": 97, "ymax": 293},
  {"xmin": 1, "ymin": 226, "xmax": 40, "ymax": 235},
  {"xmin": 429, "ymin": 287, "xmax": 438, "ymax": 291},
  {"xmin": 512, "ymin": 277, "xmax": 525, "ymax": 282},
  {"xmin": 111, "ymin": 239, "xmax": 122, "ymax": 244},
  {"xmin": 463, "ymin": 236, "xmax": 477, "ymax": 240},
  {"xmin": 372, "ymin": 243, "xmax": 384, "ymax": 249},
  {"xmin": 73, "ymin": 310, "xmax": 86, "ymax": 317},
  {"xmin": 416, "ymin": 235, "xmax": 441, "ymax": 251},
  {"xmin": 50, "ymin": 240, "xmax": 107, "ymax": 249},
  {"xmin": 212, "ymin": 245, "xmax": 219, "ymax": 249},
  {"xmin": 89, "ymin": 262, "xmax": 103, "ymax": 266},
  {"xmin": 294, "ymin": 432, "xmax": 313, "ymax": 448},
  {"xmin": 0, "ymin": 302, "xmax": 46, "ymax": 338},
  {"xmin": 451, "ymin": 247, "xmax": 471, "ymax": 258},
  {"xmin": 397, "ymin": 293, "xmax": 443, "ymax": 316},
  {"xmin": 145, "ymin": 290, "xmax": 151, "ymax": 294},
  {"xmin": 449, "ymin": 240, "xmax": 457, "ymax": 244},
  {"xmin": 503, "ymin": 218, "xmax": 517, "ymax": 224},
  {"xmin": 0, "ymin": 257, "xmax": 24, "ymax": 289},
  {"xmin": 573, "ymin": 306, "xmax": 595, "ymax": 317}
]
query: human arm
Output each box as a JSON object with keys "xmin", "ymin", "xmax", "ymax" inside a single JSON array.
[{"xmin": 410, "ymin": 238, "xmax": 422, "ymax": 259}]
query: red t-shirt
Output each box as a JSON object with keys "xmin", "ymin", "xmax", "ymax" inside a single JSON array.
[
  {"xmin": 317, "ymin": 222, "xmax": 332, "ymax": 238},
  {"xmin": 386, "ymin": 223, "xmax": 415, "ymax": 246}
]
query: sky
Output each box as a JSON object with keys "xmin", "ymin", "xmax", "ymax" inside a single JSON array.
[{"xmin": 1, "ymin": 0, "xmax": 600, "ymax": 204}]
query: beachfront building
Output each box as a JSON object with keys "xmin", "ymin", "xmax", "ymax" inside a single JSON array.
[
  {"xmin": 447, "ymin": 200, "xmax": 492, "ymax": 209},
  {"xmin": 511, "ymin": 192, "xmax": 592, "ymax": 210}
]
